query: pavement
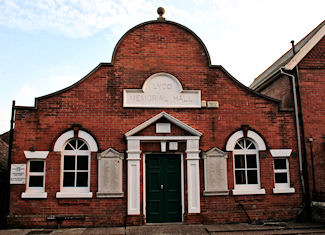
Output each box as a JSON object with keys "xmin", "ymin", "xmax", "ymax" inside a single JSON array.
[{"xmin": 1, "ymin": 222, "xmax": 325, "ymax": 235}]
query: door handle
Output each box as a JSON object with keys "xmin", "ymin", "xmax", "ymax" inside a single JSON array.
[{"xmin": 161, "ymin": 184, "xmax": 164, "ymax": 190}]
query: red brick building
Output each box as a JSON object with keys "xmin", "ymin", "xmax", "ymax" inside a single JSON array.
[
  {"xmin": 8, "ymin": 14, "xmax": 304, "ymax": 228},
  {"xmin": 250, "ymin": 20, "xmax": 325, "ymax": 221}
]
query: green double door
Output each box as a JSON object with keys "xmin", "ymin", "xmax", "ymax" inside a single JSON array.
[{"xmin": 146, "ymin": 154, "xmax": 182, "ymax": 223}]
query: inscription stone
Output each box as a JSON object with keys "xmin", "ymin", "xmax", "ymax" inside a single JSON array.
[
  {"xmin": 97, "ymin": 148, "xmax": 124, "ymax": 198},
  {"xmin": 203, "ymin": 147, "xmax": 229, "ymax": 196},
  {"xmin": 10, "ymin": 164, "xmax": 26, "ymax": 184},
  {"xmin": 123, "ymin": 73, "xmax": 201, "ymax": 108}
]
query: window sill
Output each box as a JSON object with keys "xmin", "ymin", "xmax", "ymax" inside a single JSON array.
[
  {"xmin": 21, "ymin": 192, "xmax": 47, "ymax": 199},
  {"xmin": 232, "ymin": 188, "xmax": 266, "ymax": 195},
  {"xmin": 203, "ymin": 190, "xmax": 229, "ymax": 196},
  {"xmin": 273, "ymin": 188, "xmax": 295, "ymax": 194},
  {"xmin": 56, "ymin": 192, "xmax": 93, "ymax": 198}
]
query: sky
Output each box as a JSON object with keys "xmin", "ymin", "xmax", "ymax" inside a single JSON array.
[{"xmin": 0, "ymin": 0, "xmax": 324, "ymax": 133}]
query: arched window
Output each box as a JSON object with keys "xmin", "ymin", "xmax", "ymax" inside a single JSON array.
[
  {"xmin": 233, "ymin": 138, "xmax": 260, "ymax": 189},
  {"xmin": 54, "ymin": 130, "xmax": 98, "ymax": 198},
  {"xmin": 62, "ymin": 139, "xmax": 90, "ymax": 189},
  {"xmin": 226, "ymin": 130, "xmax": 266, "ymax": 195}
]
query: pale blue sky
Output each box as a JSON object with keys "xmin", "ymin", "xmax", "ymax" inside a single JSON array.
[{"xmin": 1, "ymin": 0, "xmax": 324, "ymax": 133}]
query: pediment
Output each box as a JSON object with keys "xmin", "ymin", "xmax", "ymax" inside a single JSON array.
[
  {"xmin": 203, "ymin": 147, "xmax": 227, "ymax": 158},
  {"xmin": 97, "ymin": 148, "xmax": 124, "ymax": 159},
  {"xmin": 125, "ymin": 112, "xmax": 202, "ymax": 137}
]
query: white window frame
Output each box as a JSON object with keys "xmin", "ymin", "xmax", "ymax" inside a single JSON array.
[
  {"xmin": 22, "ymin": 151, "xmax": 49, "ymax": 199},
  {"xmin": 232, "ymin": 139, "xmax": 265, "ymax": 195},
  {"xmin": 271, "ymin": 149, "xmax": 295, "ymax": 194},
  {"xmin": 226, "ymin": 130, "xmax": 266, "ymax": 195},
  {"xmin": 56, "ymin": 138, "xmax": 93, "ymax": 198}
]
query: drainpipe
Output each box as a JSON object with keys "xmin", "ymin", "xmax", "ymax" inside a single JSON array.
[
  {"xmin": 290, "ymin": 41, "xmax": 311, "ymax": 207},
  {"xmin": 279, "ymin": 68, "xmax": 305, "ymax": 196},
  {"xmin": 280, "ymin": 67, "xmax": 311, "ymax": 219},
  {"xmin": 308, "ymin": 138, "xmax": 316, "ymax": 200},
  {"xmin": 5, "ymin": 100, "xmax": 15, "ymax": 224}
]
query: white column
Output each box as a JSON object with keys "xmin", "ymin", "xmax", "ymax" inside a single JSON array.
[
  {"xmin": 126, "ymin": 139, "xmax": 141, "ymax": 215},
  {"xmin": 186, "ymin": 138, "xmax": 201, "ymax": 213}
]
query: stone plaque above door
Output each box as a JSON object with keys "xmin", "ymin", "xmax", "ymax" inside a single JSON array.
[{"xmin": 123, "ymin": 73, "xmax": 201, "ymax": 108}]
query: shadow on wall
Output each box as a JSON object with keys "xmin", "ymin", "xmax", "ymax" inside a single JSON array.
[{"xmin": 0, "ymin": 131, "xmax": 9, "ymax": 227}]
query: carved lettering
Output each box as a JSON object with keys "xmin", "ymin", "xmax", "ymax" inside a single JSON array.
[{"xmin": 123, "ymin": 73, "xmax": 201, "ymax": 108}]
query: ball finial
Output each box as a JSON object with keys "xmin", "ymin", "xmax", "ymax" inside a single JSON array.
[{"xmin": 157, "ymin": 7, "xmax": 165, "ymax": 20}]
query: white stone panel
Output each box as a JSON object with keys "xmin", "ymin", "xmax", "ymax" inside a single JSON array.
[
  {"xmin": 156, "ymin": 123, "xmax": 171, "ymax": 133},
  {"xmin": 203, "ymin": 148, "xmax": 229, "ymax": 196},
  {"xmin": 123, "ymin": 73, "xmax": 201, "ymax": 108},
  {"xmin": 97, "ymin": 148, "xmax": 124, "ymax": 198}
]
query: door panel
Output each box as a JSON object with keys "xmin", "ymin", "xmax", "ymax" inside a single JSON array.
[{"xmin": 146, "ymin": 154, "xmax": 182, "ymax": 223}]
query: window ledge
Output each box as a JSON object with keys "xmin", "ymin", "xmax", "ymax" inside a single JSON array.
[
  {"xmin": 56, "ymin": 192, "xmax": 93, "ymax": 198},
  {"xmin": 21, "ymin": 192, "xmax": 47, "ymax": 199},
  {"xmin": 232, "ymin": 188, "xmax": 266, "ymax": 195},
  {"xmin": 203, "ymin": 190, "xmax": 229, "ymax": 196},
  {"xmin": 273, "ymin": 188, "xmax": 295, "ymax": 194}
]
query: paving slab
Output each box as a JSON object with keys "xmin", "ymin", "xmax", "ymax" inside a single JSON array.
[
  {"xmin": 0, "ymin": 229, "xmax": 34, "ymax": 235},
  {"xmin": 126, "ymin": 224, "xmax": 208, "ymax": 235},
  {"xmin": 50, "ymin": 228, "xmax": 87, "ymax": 234},
  {"xmin": 83, "ymin": 227, "xmax": 125, "ymax": 235},
  {"xmin": 206, "ymin": 223, "xmax": 285, "ymax": 233}
]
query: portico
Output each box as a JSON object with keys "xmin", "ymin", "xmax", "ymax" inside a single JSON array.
[{"xmin": 125, "ymin": 112, "xmax": 202, "ymax": 222}]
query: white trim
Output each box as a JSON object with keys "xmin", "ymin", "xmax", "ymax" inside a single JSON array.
[
  {"xmin": 273, "ymin": 188, "xmax": 295, "ymax": 194},
  {"xmin": 127, "ymin": 136, "xmax": 200, "ymax": 141},
  {"xmin": 78, "ymin": 131, "xmax": 98, "ymax": 151},
  {"xmin": 24, "ymin": 160, "xmax": 46, "ymax": 196},
  {"xmin": 54, "ymin": 130, "xmax": 98, "ymax": 151},
  {"xmin": 247, "ymin": 131, "xmax": 266, "ymax": 150},
  {"xmin": 56, "ymin": 192, "xmax": 93, "ymax": 198},
  {"xmin": 54, "ymin": 130, "xmax": 74, "ymax": 151},
  {"xmin": 21, "ymin": 192, "xmax": 47, "ymax": 199},
  {"xmin": 24, "ymin": 151, "xmax": 49, "ymax": 159},
  {"xmin": 285, "ymin": 25, "xmax": 325, "ymax": 70},
  {"xmin": 226, "ymin": 130, "xmax": 266, "ymax": 151},
  {"xmin": 232, "ymin": 189, "xmax": 266, "ymax": 195},
  {"xmin": 270, "ymin": 149, "xmax": 292, "ymax": 157},
  {"xmin": 186, "ymin": 139, "xmax": 200, "ymax": 213},
  {"xmin": 226, "ymin": 130, "xmax": 243, "ymax": 151},
  {"xmin": 125, "ymin": 112, "xmax": 202, "ymax": 137}
]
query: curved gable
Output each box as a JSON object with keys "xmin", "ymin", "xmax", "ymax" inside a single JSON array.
[{"xmin": 111, "ymin": 20, "xmax": 211, "ymax": 67}]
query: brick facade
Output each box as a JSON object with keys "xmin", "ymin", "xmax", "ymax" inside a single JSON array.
[{"xmin": 8, "ymin": 20, "xmax": 302, "ymax": 228}]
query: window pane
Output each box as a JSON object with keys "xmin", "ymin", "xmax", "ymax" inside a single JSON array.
[
  {"xmin": 274, "ymin": 159, "xmax": 287, "ymax": 169},
  {"xmin": 64, "ymin": 156, "xmax": 75, "ymax": 170},
  {"xmin": 247, "ymin": 141, "xmax": 256, "ymax": 149},
  {"xmin": 235, "ymin": 155, "xmax": 245, "ymax": 168},
  {"xmin": 79, "ymin": 143, "xmax": 88, "ymax": 150},
  {"xmin": 235, "ymin": 170, "xmax": 246, "ymax": 184},
  {"xmin": 247, "ymin": 170, "xmax": 258, "ymax": 184},
  {"xmin": 247, "ymin": 155, "xmax": 257, "ymax": 168},
  {"xmin": 65, "ymin": 143, "xmax": 73, "ymax": 150},
  {"xmin": 235, "ymin": 139, "xmax": 245, "ymax": 149},
  {"xmin": 77, "ymin": 155, "xmax": 88, "ymax": 170},
  {"xmin": 30, "ymin": 161, "xmax": 44, "ymax": 172},
  {"xmin": 76, "ymin": 172, "xmax": 88, "ymax": 187},
  {"xmin": 78, "ymin": 140, "xmax": 88, "ymax": 150},
  {"xmin": 275, "ymin": 173, "xmax": 288, "ymax": 183},
  {"xmin": 63, "ymin": 172, "xmax": 75, "ymax": 186},
  {"xmin": 29, "ymin": 176, "xmax": 43, "ymax": 187}
]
